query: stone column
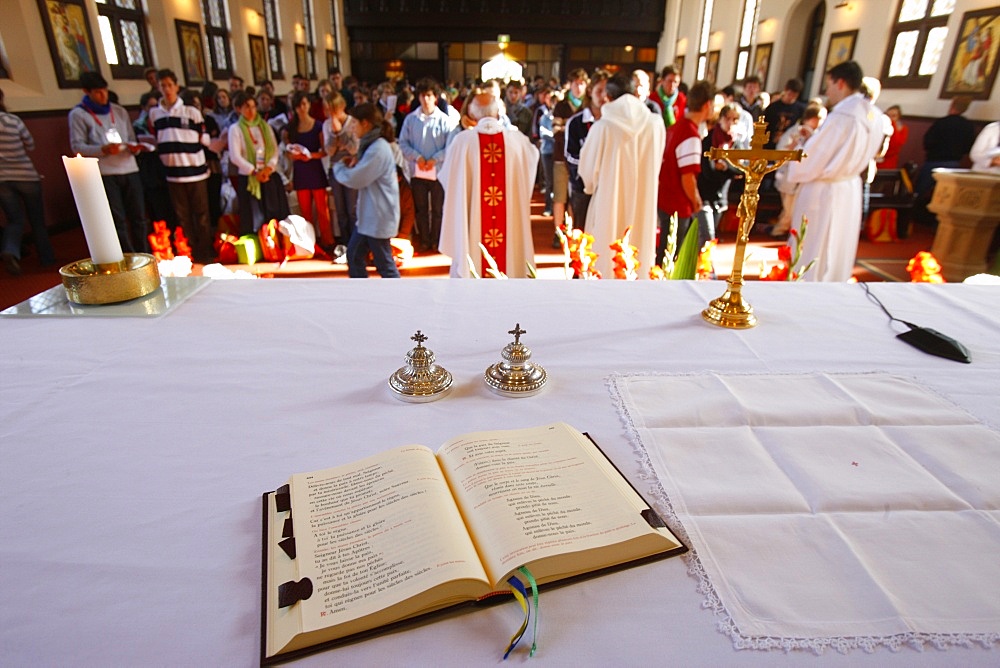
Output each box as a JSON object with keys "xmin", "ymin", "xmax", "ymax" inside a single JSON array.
[{"xmin": 928, "ymin": 168, "xmax": 1000, "ymax": 282}]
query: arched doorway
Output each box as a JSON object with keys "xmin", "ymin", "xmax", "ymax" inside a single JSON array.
[
  {"xmin": 776, "ymin": 0, "xmax": 826, "ymax": 98},
  {"xmin": 800, "ymin": 1, "xmax": 826, "ymax": 96}
]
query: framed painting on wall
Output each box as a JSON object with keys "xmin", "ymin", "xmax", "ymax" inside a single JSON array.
[
  {"xmin": 706, "ymin": 50, "xmax": 720, "ymax": 84},
  {"xmin": 940, "ymin": 7, "xmax": 1000, "ymax": 100},
  {"xmin": 824, "ymin": 30, "xmax": 858, "ymax": 74},
  {"xmin": 174, "ymin": 20, "xmax": 207, "ymax": 87},
  {"xmin": 0, "ymin": 40, "xmax": 11, "ymax": 79},
  {"xmin": 326, "ymin": 49, "xmax": 337, "ymax": 74},
  {"xmin": 753, "ymin": 43, "xmax": 772, "ymax": 88},
  {"xmin": 36, "ymin": 0, "xmax": 101, "ymax": 89},
  {"xmin": 295, "ymin": 44, "xmax": 308, "ymax": 79},
  {"xmin": 674, "ymin": 55, "xmax": 685, "ymax": 81},
  {"xmin": 249, "ymin": 34, "xmax": 268, "ymax": 85},
  {"xmin": 295, "ymin": 44, "xmax": 309, "ymax": 79}
]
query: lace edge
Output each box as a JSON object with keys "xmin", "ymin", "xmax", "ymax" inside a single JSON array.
[{"xmin": 605, "ymin": 372, "xmax": 1000, "ymax": 656}]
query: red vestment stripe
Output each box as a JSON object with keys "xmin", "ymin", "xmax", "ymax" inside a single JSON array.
[{"xmin": 478, "ymin": 133, "xmax": 507, "ymax": 276}]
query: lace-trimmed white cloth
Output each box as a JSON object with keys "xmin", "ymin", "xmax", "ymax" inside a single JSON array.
[{"xmin": 611, "ymin": 372, "xmax": 1000, "ymax": 654}]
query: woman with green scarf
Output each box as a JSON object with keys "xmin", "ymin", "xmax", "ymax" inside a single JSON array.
[{"xmin": 227, "ymin": 91, "xmax": 289, "ymax": 234}]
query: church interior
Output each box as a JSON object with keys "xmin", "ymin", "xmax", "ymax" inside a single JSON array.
[
  {"xmin": 3, "ymin": 2, "xmax": 1000, "ymax": 665},
  {"xmin": 1, "ymin": 0, "xmax": 999, "ymax": 296}
]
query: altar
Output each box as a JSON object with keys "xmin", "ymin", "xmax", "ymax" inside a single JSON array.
[{"xmin": 1, "ymin": 279, "xmax": 998, "ymax": 666}]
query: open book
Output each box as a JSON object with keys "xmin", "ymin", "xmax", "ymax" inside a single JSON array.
[{"xmin": 261, "ymin": 423, "xmax": 686, "ymax": 663}]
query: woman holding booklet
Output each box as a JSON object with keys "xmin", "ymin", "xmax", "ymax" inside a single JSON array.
[{"xmin": 285, "ymin": 91, "xmax": 333, "ymax": 250}]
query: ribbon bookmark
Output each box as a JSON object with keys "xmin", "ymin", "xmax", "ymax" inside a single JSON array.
[
  {"xmin": 502, "ymin": 566, "xmax": 539, "ymax": 659},
  {"xmin": 519, "ymin": 566, "xmax": 539, "ymax": 656}
]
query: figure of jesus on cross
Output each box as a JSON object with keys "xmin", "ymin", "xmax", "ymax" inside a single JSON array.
[{"xmin": 702, "ymin": 117, "xmax": 805, "ymax": 329}]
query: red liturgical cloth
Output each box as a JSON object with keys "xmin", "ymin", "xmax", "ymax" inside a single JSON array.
[{"xmin": 478, "ymin": 132, "xmax": 507, "ymax": 276}]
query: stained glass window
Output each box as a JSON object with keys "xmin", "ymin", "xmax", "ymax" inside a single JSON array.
[
  {"xmin": 264, "ymin": 0, "xmax": 284, "ymax": 78},
  {"xmin": 303, "ymin": 0, "xmax": 317, "ymax": 78},
  {"xmin": 735, "ymin": 0, "xmax": 758, "ymax": 84},
  {"xmin": 201, "ymin": 0, "xmax": 233, "ymax": 79},
  {"xmin": 881, "ymin": 0, "xmax": 952, "ymax": 89},
  {"xmin": 95, "ymin": 0, "xmax": 151, "ymax": 78}
]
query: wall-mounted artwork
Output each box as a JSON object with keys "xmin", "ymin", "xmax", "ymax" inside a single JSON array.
[
  {"xmin": 249, "ymin": 34, "xmax": 268, "ymax": 85},
  {"xmin": 0, "ymin": 39, "xmax": 12, "ymax": 79},
  {"xmin": 295, "ymin": 44, "xmax": 308, "ymax": 79},
  {"xmin": 940, "ymin": 7, "xmax": 1000, "ymax": 100},
  {"xmin": 706, "ymin": 50, "xmax": 720, "ymax": 84},
  {"xmin": 674, "ymin": 55, "xmax": 685, "ymax": 82},
  {"xmin": 824, "ymin": 30, "xmax": 858, "ymax": 73},
  {"xmin": 175, "ymin": 20, "xmax": 207, "ymax": 87},
  {"xmin": 37, "ymin": 0, "xmax": 100, "ymax": 89},
  {"xmin": 753, "ymin": 43, "xmax": 772, "ymax": 89}
]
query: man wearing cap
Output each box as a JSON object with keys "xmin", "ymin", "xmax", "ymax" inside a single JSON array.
[{"xmin": 68, "ymin": 71, "xmax": 149, "ymax": 252}]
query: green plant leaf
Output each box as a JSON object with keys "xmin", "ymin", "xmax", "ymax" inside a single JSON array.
[{"xmin": 670, "ymin": 219, "xmax": 700, "ymax": 280}]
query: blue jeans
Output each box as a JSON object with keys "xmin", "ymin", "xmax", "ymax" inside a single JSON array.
[
  {"xmin": 103, "ymin": 172, "xmax": 149, "ymax": 253},
  {"xmin": 347, "ymin": 233, "xmax": 399, "ymax": 278},
  {"xmin": 329, "ymin": 175, "xmax": 358, "ymax": 246},
  {"xmin": 540, "ymin": 152, "xmax": 554, "ymax": 211},
  {"xmin": 0, "ymin": 180, "xmax": 55, "ymax": 264}
]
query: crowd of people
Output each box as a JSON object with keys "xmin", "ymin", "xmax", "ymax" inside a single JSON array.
[{"xmin": 0, "ymin": 58, "xmax": 996, "ymax": 280}]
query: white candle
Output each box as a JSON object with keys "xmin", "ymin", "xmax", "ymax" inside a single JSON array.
[{"xmin": 62, "ymin": 155, "xmax": 125, "ymax": 267}]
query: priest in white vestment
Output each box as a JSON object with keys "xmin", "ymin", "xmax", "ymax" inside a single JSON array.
[
  {"xmin": 579, "ymin": 73, "xmax": 666, "ymax": 279},
  {"xmin": 786, "ymin": 61, "xmax": 885, "ymax": 282},
  {"xmin": 439, "ymin": 94, "xmax": 539, "ymax": 278}
]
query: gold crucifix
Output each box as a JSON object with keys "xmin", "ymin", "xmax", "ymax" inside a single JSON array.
[{"xmin": 701, "ymin": 117, "xmax": 805, "ymax": 329}]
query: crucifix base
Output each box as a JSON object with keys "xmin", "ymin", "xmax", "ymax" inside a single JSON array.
[{"xmin": 701, "ymin": 280, "xmax": 758, "ymax": 329}]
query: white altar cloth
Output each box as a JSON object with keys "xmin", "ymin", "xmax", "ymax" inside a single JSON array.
[
  {"xmin": 2, "ymin": 279, "xmax": 999, "ymax": 666},
  {"xmin": 612, "ymin": 372, "xmax": 1000, "ymax": 652}
]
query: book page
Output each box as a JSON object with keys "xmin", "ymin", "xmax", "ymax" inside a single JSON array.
[
  {"xmin": 289, "ymin": 445, "xmax": 490, "ymax": 635},
  {"xmin": 437, "ymin": 423, "xmax": 674, "ymax": 586}
]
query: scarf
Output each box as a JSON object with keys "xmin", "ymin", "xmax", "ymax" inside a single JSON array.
[
  {"xmin": 356, "ymin": 125, "xmax": 383, "ymax": 160},
  {"xmin": 238, "ymin": 114, "xmax": 277, "ymax": 199},
  {"xmin": 655, "ymin": 86, "xmax": 678, "ymax": 127},
  {"xmin": 566, "ymin": 91, "xmax": 583, "ymax": 110},
  {"xmin": 80, "ymin": 95, "xmax": 112, "ymax": 116}
]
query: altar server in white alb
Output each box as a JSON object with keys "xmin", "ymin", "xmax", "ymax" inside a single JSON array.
[
  {"xmin": 578, "ymin": 72, "xmax": 665, "ymax": 279},
  {"xmin": 439, "ymin": 93, "xmax": 539, "ymax": 278},
  {"xmin": 785, "ymin": 61, "xmax": 885, "ymax": 282},
  {"xmin": 969, "ymin": 121, "xmax": 1000, "ymax": 173}
]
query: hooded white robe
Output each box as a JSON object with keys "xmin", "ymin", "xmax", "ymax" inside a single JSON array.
[
  {"xmin": 786, "ymin": 92, "xmax": 885, "ymax": 282},
  {"xmin": 439, "ymin": 117, "xmax": 539, "ymax": 278},
  {"xmin": 579, "ymin": 94, "xmax": 666, "ymax": 279}
]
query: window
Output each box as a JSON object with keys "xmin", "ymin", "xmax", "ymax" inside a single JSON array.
[
  {"xmin": 881, "ymin": 0, "xmax": 954, "ymax": 88},
  {"xmin": 696, "ymin": 0, "xmax": 715, "ymax": 80},
  {"xmin": 95, "ymin": 0, "xmax": 152, "ymax": 79},
  {"xmin": 734, "ymin": 0, "xmax": 758, "ymax": 81},
  {"xmin": 303, "ymin": 0, "xmax": 317, "ymax": 78},
  {"xmin": 263, "ymin": 0, "xmax": 284, "ymax": 79},
  {"xmin": 201, "ymin": 0, "xmax": 233, "ymax": 80},
  {"xmin": 328, "ymin": 0, "xmax": 342, "ymax": 71}
]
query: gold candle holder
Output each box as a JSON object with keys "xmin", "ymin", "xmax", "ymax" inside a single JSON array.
[
  {"xmin": 60, "ymin": 252, "xmax": 161, "ymax": 305},
  {"xmin": 701, "ymin": 118, "xmax": 804, "ymax": 329}
]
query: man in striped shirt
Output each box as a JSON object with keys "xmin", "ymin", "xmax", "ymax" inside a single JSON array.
[
  {"xmin": 69, "ymin": 71, "xmax": 149, "ymax": 254},
  {"xmin": 149, "ymin": 69, "xmax": 213, "ymax": 263}
]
